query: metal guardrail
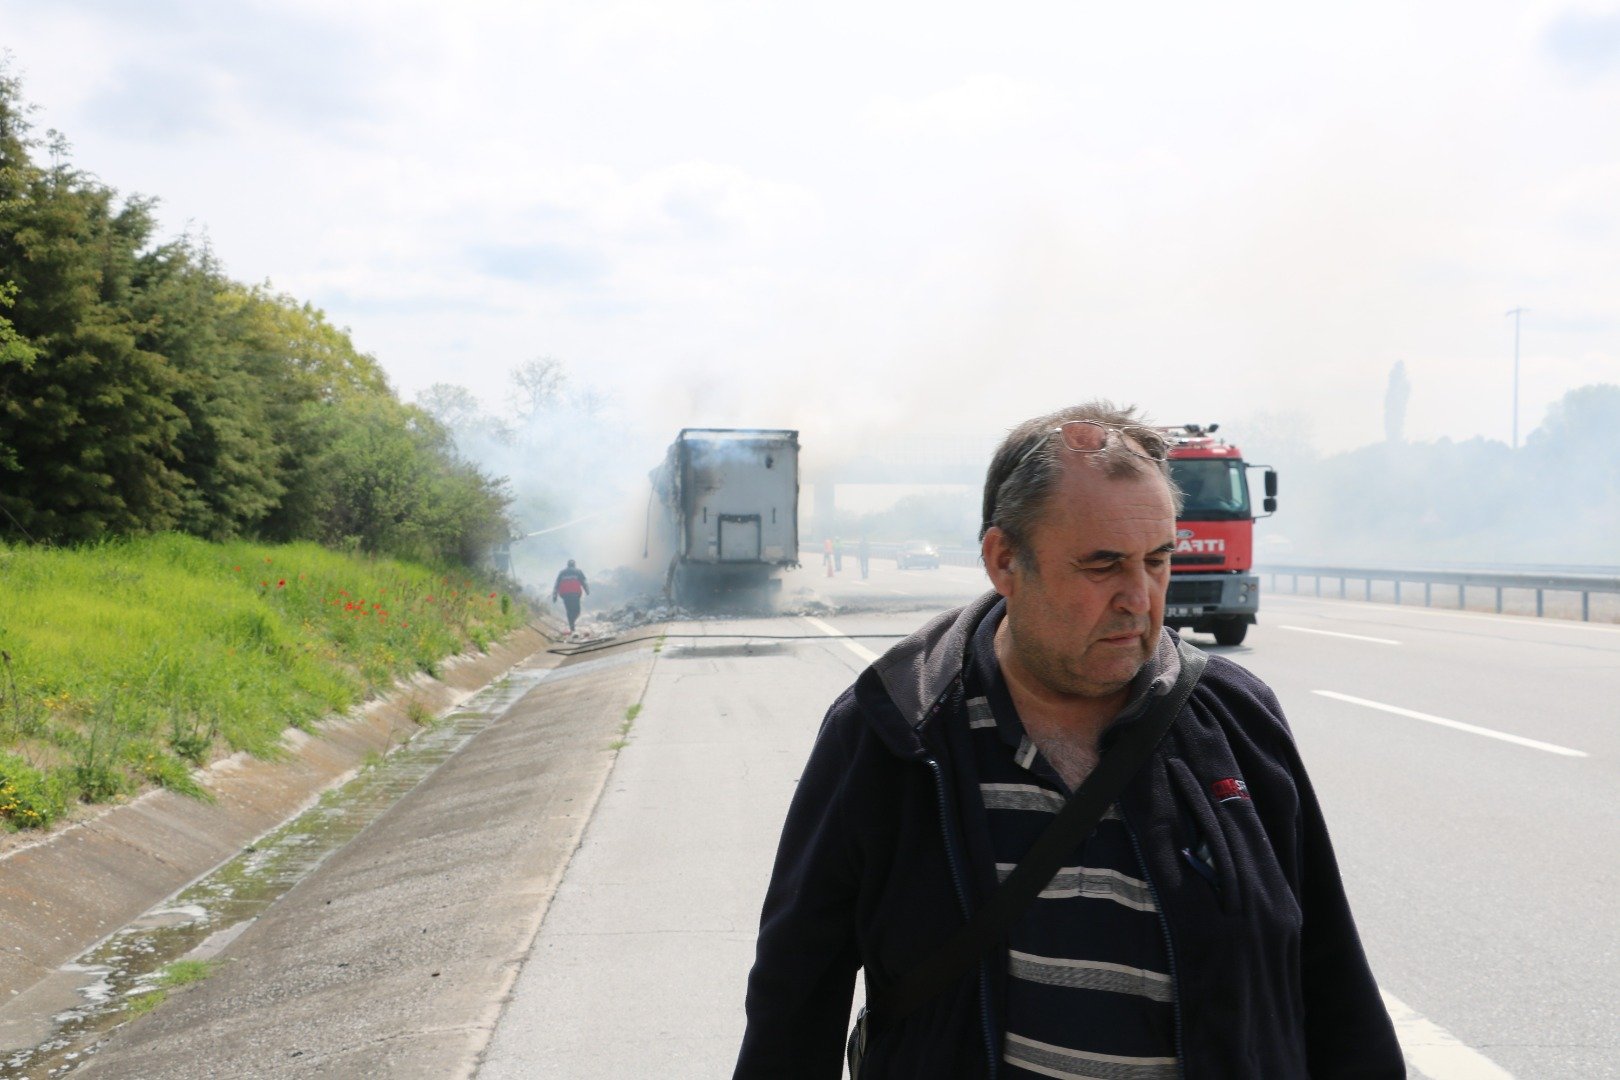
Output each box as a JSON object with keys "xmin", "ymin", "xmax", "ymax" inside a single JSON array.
[
  {"xmin": 1259, "ymin": 563, "xmax": 1620, "ymax": 622},
  {"xmin": 802, "ymin": 545, "xmax": 1617, "ymax": 621}
]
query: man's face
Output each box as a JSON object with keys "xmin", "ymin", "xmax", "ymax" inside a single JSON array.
[{"xmin": 985, "ymin": 459, "xmax": 1176, "ymax": 700}]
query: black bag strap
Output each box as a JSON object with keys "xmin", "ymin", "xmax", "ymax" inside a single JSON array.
[{"xmin": 872, "ymin": 639, "xmax": 1208, "ymax": 1024}]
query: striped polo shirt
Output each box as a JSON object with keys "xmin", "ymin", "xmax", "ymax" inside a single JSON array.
[{"xmin": 967, "ymin": 600, "xmax": 1179, "ymax": 1080}]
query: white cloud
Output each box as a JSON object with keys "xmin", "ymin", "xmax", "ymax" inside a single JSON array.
[
  {"xmin": 4, "ymin": 0, "xmax": 1619, "ymax": 460},
  {"xmin": 505, "ymin": 160, "xmax": 824, "ymax": 247},
  {"xmin": 860, "ymin": 74, "xmax": 1049, "ymax": 139}
]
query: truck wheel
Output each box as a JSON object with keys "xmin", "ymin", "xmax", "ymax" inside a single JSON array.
[{"xmin": 1212, "ymin": 619, "xmax": 1248, "ymax": 647}]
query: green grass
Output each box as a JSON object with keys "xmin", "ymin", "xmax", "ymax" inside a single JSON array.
[
  {"xmin": 609, "ymin": 701, "xmax": 644, "ymax": 751},
  {"xmin": 156, "ymin": 959, "xmax": 218, "ymax": 987},
  {"xmin": 119, "ymin": 959, "xmax": 217, "ymax": 1019},
  {"xmin": 0, "ymin": 533, "xmax": 527, "ymax": 831},
  {"xmin": 124, "ymin": 989, "xmax": 167, "ymax": 1016}
]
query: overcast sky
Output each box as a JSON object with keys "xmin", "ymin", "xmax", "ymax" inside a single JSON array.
[{"xmin": 4, "ymin": 0, "xmax": 1619, "ymax": 455}]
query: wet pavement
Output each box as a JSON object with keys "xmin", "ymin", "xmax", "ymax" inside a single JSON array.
[{"xmin": 2, "ymin": 668, "xmax": 557, "ymax": 1079}]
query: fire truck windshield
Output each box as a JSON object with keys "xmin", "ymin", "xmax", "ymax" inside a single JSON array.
[{"xmin": 1170, "ymin": 459, "xmax": 1250, "ymax": 520}]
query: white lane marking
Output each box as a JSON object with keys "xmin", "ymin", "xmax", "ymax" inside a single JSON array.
[
  {"xmin": 803, "ymin": 615, "xmax": 881, "ymax": 664},
  {"xmin": 1382, "ymin": 989, "xmax": 1516, "ymax": 1079},
  {"xmin": 1314, "ymin": 691, "xmax": 1588, "ymax": 758},
  {"xmin": 1279, "ymin": 624, "xmax": 1401, "ymax": 645}
]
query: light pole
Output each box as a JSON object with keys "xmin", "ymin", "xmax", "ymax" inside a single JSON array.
[{"xmin": 1505, "ymin": 307, "xmax": 1526, "ymax": 449}]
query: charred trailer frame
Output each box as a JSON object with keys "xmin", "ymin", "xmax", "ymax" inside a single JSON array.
[{"xmin": 649, "ymin": 428, "xmax": 800, "ymax": 605}]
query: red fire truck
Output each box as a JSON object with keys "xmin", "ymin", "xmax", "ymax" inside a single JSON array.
[{"xmin": 1160, "ymin": 424, "xmax": 1277, "ymax": 646}]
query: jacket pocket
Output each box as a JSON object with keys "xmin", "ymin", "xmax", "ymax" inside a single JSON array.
[{"xmin": 1166, "ymin": 758, "xmax": 1242, "ymax": 915}]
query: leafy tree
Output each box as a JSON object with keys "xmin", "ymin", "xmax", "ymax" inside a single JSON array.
[
  {"xmin": 240, "ymin": 286, "xmax": 391, "ymax": 405},
  {"xmin": 0, "ymin": 282, "xmax": 36, "ymax": 478},
  {"xmin": 416, "ymin": 382, "xmax": 484, "ymax": 432},
  {"xmin": 1520, "ymin": 382, "xmax": 1620, "ymax": 547},
  {"xmin": 1527, "ymin": 383, "xmax": 1620, "ymax": 465},
  {"xmin": 226, "ymin": 285, "xmax": 398, "ymax": 543},
  {"xmin": 289, "ymin": 395, "xmax": 511, "ymax": 562},
  {"xmin": 0, "ymin": 76, "xmax": 186, "ymax": 541},
  {"xmin": 510, "ymin": 356, "xmax": 567, "ymax": 422},
  {"xmin": 0, "ymin": 66, "xmax": 511, "ymax": 565},
  {"xmin": 131, "ymin": 238, "xmax": 285, "ymax": 538}
]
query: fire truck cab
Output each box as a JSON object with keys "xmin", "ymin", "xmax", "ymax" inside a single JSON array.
[{"xmin": 1160, "ymin": 424, "xmax": 1277, "ymax": 647}]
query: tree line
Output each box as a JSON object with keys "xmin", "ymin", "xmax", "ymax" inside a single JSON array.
[
  {"xmin": 813, "ymin": 378, "xmax": 1620, "ymax": 565},
  {"xmin": 1241, "ymin": 380, "xmax": 1620, "ymax": 566},
  {"xmin": 0, "ymin": 70, "xmax": 509, "ymax": 564}
]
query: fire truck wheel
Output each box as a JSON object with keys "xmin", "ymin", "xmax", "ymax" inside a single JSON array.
[{"xmin": 1212, "ymin": 618, "xmax": 1248, "ymax": 647}]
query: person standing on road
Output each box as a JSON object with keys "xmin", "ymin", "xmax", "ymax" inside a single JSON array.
[
  {"xmin": 858, "ymin": 534, "xmax": 871, "ymax": 580},
  {"xmin": 550, "ymin": 559, "xmax": 590, "ymax": 633},
  {"xmin": 734, "ymin": 402, "xmax": 1402, "ymax": 1079},
  {"xmin": 823, "ymin": 537, "xmax": 835, "ymax": 577},
  {"xmin": 834, "ymin": 536, "xmax": 844, "ymax": 573}
]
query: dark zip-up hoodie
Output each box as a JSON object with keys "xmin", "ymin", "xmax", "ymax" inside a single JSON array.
[{"xmin": 734, "ymin": 592, "xmax": 1404, "ymax": 1079}]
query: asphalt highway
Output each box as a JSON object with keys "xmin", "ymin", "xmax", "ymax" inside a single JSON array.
[
  {"xmin": 482, "ymin": 559, "xmax": 1619, "ymax": 1079},
  {"xmin": 42, "ymin": 557, "xmax": 1614, "ymax": 1078}
]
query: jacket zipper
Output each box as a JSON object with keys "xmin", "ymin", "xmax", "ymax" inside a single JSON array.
[
  {"xmin": 1124, "ymin": 812, "xmax": 1186, "ymax": 1080},
  {"xmin": 926, "ymin": 756, "xmax": 999, "ymax": 1079}
]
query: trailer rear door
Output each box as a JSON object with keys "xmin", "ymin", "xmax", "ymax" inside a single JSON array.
[{"xmin": 718, "ymin": 514, "xmax": 762, "ymax": 561}]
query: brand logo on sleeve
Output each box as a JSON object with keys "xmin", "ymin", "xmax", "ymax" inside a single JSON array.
[{"xmin": 1210, "ymin": 777, "xmax": 1250, "ymax": 804}]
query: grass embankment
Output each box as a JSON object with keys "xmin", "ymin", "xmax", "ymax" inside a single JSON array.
[{"xmin": 0, "ymin": 533, "xmax": 527, "ymax": 831}]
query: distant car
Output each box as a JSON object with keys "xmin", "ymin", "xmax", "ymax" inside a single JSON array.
[{"xmin": 896, "ymin": 541, "xmax": 940, "ymax": 570}]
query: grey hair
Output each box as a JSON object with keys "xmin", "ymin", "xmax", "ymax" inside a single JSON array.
[{"xmin": 980, "ymin": 401, "xmax": 1182, "ymax": 562}]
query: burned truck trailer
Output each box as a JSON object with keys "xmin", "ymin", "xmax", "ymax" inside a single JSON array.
[{"xmin": 649, "ymin": 428, "xmax": 800, "ymax": 604}]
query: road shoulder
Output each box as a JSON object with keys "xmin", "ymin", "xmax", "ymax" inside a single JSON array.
[
  {"xmin": 0, "ymin": 626, "xmax": 556, "ymax": 1013},
  {"xmin": 70, "ymin": 636, "xmax": 657, "ymax": 1079}
]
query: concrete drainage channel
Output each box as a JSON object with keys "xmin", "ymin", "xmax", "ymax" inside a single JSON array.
[{"xmin": 1, "ymin": 664, "xmax": 558, "ymax": 1079}]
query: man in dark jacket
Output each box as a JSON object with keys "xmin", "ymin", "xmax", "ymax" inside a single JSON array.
[
  {"xmin": 550, "ymin": 559, "xmax": 590, "ymax": 633},
  {"xmin": 734, "ymin": 402, "xmax": 1403, "ymax": 1079}
]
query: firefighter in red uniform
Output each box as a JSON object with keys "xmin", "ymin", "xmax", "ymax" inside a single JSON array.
[{"xmin": 550, "ymin": 559, "xmax": 590, "ymax": 632}]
